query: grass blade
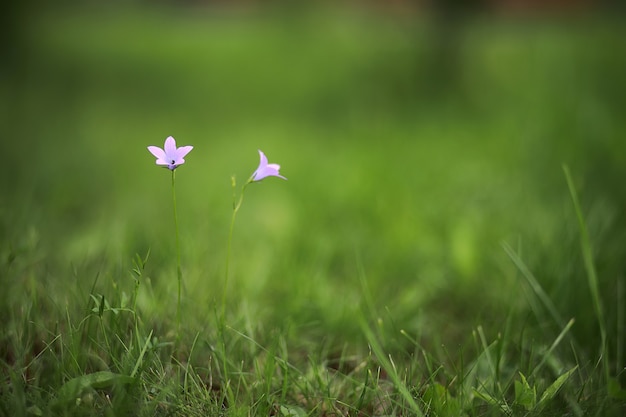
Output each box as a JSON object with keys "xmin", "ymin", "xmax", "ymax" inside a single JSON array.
[
  {"xmin": 131, "ymin": 329, "xmax": 153, "ymax": 378},
  {"xmin": 502, "ymin": 242, "xmax": 564, "ymax": 327},
  {"xmin": 53, "ymin": 371, "xmax": 135, "ymax": 409},
  {"xmin": 531, "ymin": 318, "xmax": 575, "ymax": 377},
  {"xmin": 563, "ymin": 165, "xmax": 608, "ymax": 382},
  {"xmin": 361, "ymin": 320, "xmax": 424, "ymax": 417},
  {"xmin": 538, "ymin": 365, "xmax": 578, "ymax": 408}
]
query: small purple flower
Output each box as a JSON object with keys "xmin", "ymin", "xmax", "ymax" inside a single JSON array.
[
  {"xmin": 251, "ymin": 150, "xmax": 286, "ymax": 181},
  {"xmin": 148, "ymin": 136, "xmax": 193, "ymax": 170}
]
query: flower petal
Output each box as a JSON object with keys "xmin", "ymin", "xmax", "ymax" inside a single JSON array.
[
  {"xmin": 252, "ymin": 168, "xmax": 269, "ymax": 181},
  {"xmin": 147, "ymin": 146, "xmax": 169, "ymax": 165},
  {"xmin": 164, "ymin": 136, "xmax": 177, "ymax": 157},
  {"xmin": 147, "ymin": 146, "xmax": 165, "ymax": 159},
  {"xmin": 175, "ymin": 145, "xmax": 194, "ymax": 160},
  {"xmin": 252, "ymin": 150, "xmax": 286, "ymax": 181}
]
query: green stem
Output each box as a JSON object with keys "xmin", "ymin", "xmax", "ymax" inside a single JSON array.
[
  {"xmin": 172, "ymin": 169, "xmax": 182, "ymax": 339},
  {"xmin": 222, "ymin": 179, "xmax": 250, "ymax": 322},
  {"xmin": 220, "ymin": 177, "xmax": 251, "ymax": 403}
]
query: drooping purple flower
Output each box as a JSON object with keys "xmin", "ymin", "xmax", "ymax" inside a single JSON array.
[
  {"xmin": 147, "ymin": 136, "xmax": 193, "ymax": 170},
  {"xmin": 251, "ymin": 150, "xmax": 286, "ymax": 182}
]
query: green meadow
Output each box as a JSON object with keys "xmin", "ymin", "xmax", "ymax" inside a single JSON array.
[{"xmin": 2, "ymin": 6, "xmax": 625, "ymax": 416}]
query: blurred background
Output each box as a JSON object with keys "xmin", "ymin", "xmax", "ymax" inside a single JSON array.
[{"xmin": 1, "ymin": 0, "xmax": 625, "ymax": 360}]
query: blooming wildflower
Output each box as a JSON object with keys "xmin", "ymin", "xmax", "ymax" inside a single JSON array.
[
  {"xmin": 147, "ymin": 136, "xmax": 193, "ymax": 170},
  {"xmin": 251, "ymin": 150, "xmax": 286, "ymax": 181}
]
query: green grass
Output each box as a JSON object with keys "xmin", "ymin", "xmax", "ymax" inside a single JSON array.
[{"xmin": 2, "ymin": 5, "xmax": 626, "ymax": 416}]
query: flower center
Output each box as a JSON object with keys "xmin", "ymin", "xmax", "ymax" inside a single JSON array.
[{"xmin": 171, "ymin": 160, "xmax": 176, "ymax": 165}]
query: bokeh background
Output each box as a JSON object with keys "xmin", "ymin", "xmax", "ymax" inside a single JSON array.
[{"xmin": 2, "ymin": 0, "xmax": 625, "ymax": 361}]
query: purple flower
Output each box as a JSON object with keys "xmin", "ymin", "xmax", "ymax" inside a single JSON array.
[
  {"xmin": 147, "ymin": 136, "xmax": 193, "ymax": 170},
  {"xmin": 251, "ymin": 150, "xmax": 286, "ymax": 181}
]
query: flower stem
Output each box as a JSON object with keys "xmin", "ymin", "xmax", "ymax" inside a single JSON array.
[
  {"xmin": 172, "ymin": 169, "xmax": 182, "ymax": 340},
  {"xmin": 222, "ymin": 178, "xmax": 251, "ymax": 322},
  {"xmin": 220, "ymin": 178, "xmax": 250, "ymax": 401}
]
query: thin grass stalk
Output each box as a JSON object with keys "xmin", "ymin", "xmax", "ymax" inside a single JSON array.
[
  {"xmin": 531, "ymin": 318, "xmax": 575, "ymax": 377},
  {"xmin": 563, "ymin": 165, "xmax": 609, "ymax": 383},
  {"xmin": 502, "ymin": 242, "xmax": 564, "ymax": 327}
]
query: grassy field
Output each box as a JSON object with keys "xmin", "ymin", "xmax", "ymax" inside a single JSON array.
[{"xmin": 1, "ymin": 5, "xmax": 626, "ymax": 416}]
